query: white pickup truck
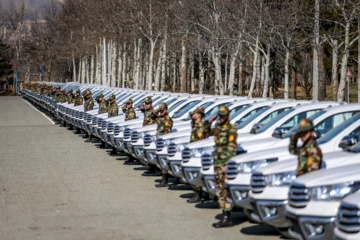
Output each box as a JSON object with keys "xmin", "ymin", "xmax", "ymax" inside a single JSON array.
[
  {"xmin": 225, "ymin": 104, "xmax": 360, "ymax": 217},
  {"xmin": 286, "ymin": 150, "xmax": 360, "ymax": 240},
  {"xmin": 247, "ymin": 115, "xmax": 360, "ymax": 237},
  {"xmin": 334, "ymin": 190, "xmax": 360, "ymax": 240}
]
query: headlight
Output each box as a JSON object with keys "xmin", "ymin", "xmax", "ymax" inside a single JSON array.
[
  {"xmin": 307, "ymin": 183, "xmax": 355, "ymax": 201},
  {"xmin": 191, "ymin": 148, "xmax": 203, "ymax": 158},
  {"xmin": 176, "ymin": 144, "xmax": 187, "ymax": 152},
  {"xmin": 238, "ymin": 158, "xmax": 277, "ymax": 174},
  {"xmin": 264, "ymin": 171, "xmax": 296, "ymax": 187}
]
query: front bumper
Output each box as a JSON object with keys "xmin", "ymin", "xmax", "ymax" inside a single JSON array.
[
  {"xmin": 183, "ymin": 167, "xmax": 202, "ymax": 185},
  {"xmin": 250, "ymin": 199, "xmax": 288, "ymax": 227},
  {"xmin": 286, "ymin": 212, "xmax": 337, "ymax": 240}
]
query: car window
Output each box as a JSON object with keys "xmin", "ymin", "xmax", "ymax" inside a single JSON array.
[
  {"xmin": 237, "ymin": 107, "xmax": 270, "ymax": 129},
  {"xmin": 166, "ymin": 98, "xmax": 178, "ymax": 107},
  {"xmin": 258, "ymin": 108, "xmax": 291, "ymax": 126},
  {"xmin": 256, "ymin": 109, "xmax": 295, "ymax": 134},
  {"xmin": 151, "ymin": 97, "xmax": 162, "ymax": 107},
  {"xmin": 229, "ymin": 105, "xmax": 251, "ymax": 121},
  {"xmin": 169, "ymin": 100, "xmax": 186, "ymax": 114},
  {"xmin": 173, "ymin": 101, "xmax": 201, "ymax": 118},
  {"xmin": 280, "ymin": 110, "xmax": 321, "ymax": 132},
  {"xmin": 203, "ymin": 103, "xmax": 232, "ymax": 119},
  {"xmin": 318, "ymin": 114, "xmax": 360, "ymax": 144},
  {"xmin": 235, "ymin": 106, "xmax": 268, "ymax": 126}
]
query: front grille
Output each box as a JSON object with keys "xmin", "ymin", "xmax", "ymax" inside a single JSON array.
[
  {"xmin": 92, "ymin": 117, "xmax": 98, "ymax": 125},
  {"xmin": 124, "ymin": 128, "xmax": 131, "ymax": 139},
  {"xmin": 131, "ymin": 131, "xmax": 139, "ymax": 142},
  {"xmin": 79, "ymin": 112, "xmax": 84, "ymax": 119},
  {"xmin": 182, "ymin": 148, "xmax": 191, "ymax": 162},
  {"xmin": 97, "ymin": 118, "xmax": 103, "ymax": 127},
  {"xmin": 251, "ymin": 173, "xmax": 266, "ymax": 193},
  {"xmin": 168, "ymin": 143, "xmax": 176, "ymax": 157},
  {"xmin": 107, "ymin": 122, "xmax": 114, "ymax": 132},
  {"xmin": 337, "ymin": 203, "xmax": 360, "ymax": 234},
  {"xmin": 156, "ymin": 138, "xmax": 164, "ymax": 151},
  {"xmin": 144, "ymin": 134, "xmax": 152, "ymax": 146},
  {"xmin": 101, "ymin": 120, "xmax": 107, "ymax": 130},
  {"xmin": 114, "ymin": 125, "xmax": 120, "ymax": 135},
  {"xmin": 226, "ymin": 161, "xmax": 237, "ymax": 180},
  {"xmin": 288, "ymin": 183, "xmax": 309, "ymax": 208},
  {"xmin": 202, "ymin": 153, "xmax": 213, "ymax": 171}
]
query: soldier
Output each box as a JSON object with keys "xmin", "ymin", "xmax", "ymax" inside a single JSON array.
[
  {"xmin": 122, "ymin": 98, "xmax": 136, "ymax": 121},
  {"xmin": 140, "ymin": 97, "xmax": 157, "ymax": 174},
  {"xmin": 151, "ymin": 102, "xmax": 173, "ymax": 187},
  {"xmin": 84, "ymin": 90, "xmax": 94, "ymax": 112},
  {"xmin": 187, "ymin": 107, "xmax": 209, "ymax": 203},
  {"xmin": 74, "ymin": 89, "xmax": 83, "ymax": 106},
  {"xmin": 289, "ymin": 119, "xmax": 322, "ymax": 177},
  {"xmin": 207, "ymin": 106, "xmax": 238, "ymax": 228},
  {"xmin": 59, "ymin": 89, "xmax": 68, "ymax": 103},
  {"xmin": 233, "ymin": 84, "xmax": 238, "ymax": 96},
  {"xmin": 107, "ymin": 94, "xmax": 118, "ymax": 118},
  {"xmin": 128, "ymin": 77, "xmax": 135, "ymax": 89},
  {"xmin": 97, "ymin": 93, "xmax": 108, "ymax": 113},
  {"xmin": 53, "ymin": 87, "xmax": 60, "ymax": 103},
  {"xmin": 67, "ymin": 89, "xmax": 74, "ymax": 104}
]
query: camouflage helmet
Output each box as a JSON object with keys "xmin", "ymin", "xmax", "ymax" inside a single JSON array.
[
  {"xmin": 126, "ymin": 98, "xmax": 133, "ymax": 104},
  {"xmin": 159, "ymin": 102, "xmax": 168, "ymax": 110},
  {"xmin": 98, "ymin": 93, "xmax": 104, "ymax": 98},
  {"xmin": 144, "ymin": 96, "xmax": 152, "ymax": 104},
  {"xmin": 68, "ymin": 89, "xmax": 73, "ymax": 93},
  {"xmin": 61, "ymin": 88, "xmax": 66, "ymax": 92},
  {"xmin": 108, "ymin": 94, "xmax": 116, "ymax": 100},
  {"xmin": 56, "ymin": 86, "xmax": 61, "ymax": 89},
  {"xmin": 191, "ymin": 107, "xmax": 205, "ymax": 116},
  {"xmin": 218, "ymin": 106, "xmax": 230, "ymax": 116},
  {"xmin": 86, "ymin": 90, "xmax": 92, "ymax": 95},
  {"xmin": 76, "ymin": 88, "xmax": 81, "ymax": 93},
  {"xmin": 298, "ymin": 119, "xmax": 314, "ymax": 133}
]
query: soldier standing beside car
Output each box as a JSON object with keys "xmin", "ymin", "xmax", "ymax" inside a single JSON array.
[
  {"xmin": 151, "ymin": 102, "xmax": 173, "ymax": 188},
  {"xmin": 289, "ymin": 119, "xmax": 323, "ymax": 177},
  {"xmin": 207, "ymin": 106, "xmax": 238, "ymax": 228},
  {"xmin": 187, "ymin": 107, "xmax": 209, "ymax": 203},
  {"xmin": 140, "ymin": 97, "xmax": 158, "ymax": 173},
  {"xmin": 74, "ymin": 89, "xmax": 83, "ymax": 106},
  {"xmin": 67, "ymin": 89, "xmax": 74, "ymax": 104},
  {"xmin": 122, "ymin": 98, "xmax": 136, "ymax": 121},
  {"xmin": 107, "ymin": 94, "xmax": 118, "ymax": 118},
  {"xmin": 97, "ymin": 93, "xmax": 108, "ymax": 113}
]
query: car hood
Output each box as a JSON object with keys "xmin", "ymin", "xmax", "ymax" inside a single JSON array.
[
  {"xmin": 172, "ymin": 136, "xmax": 191, "ymax": 144},
  {"xmin": 240, "ymin": 137, "xmax": 282, "ymax": 151},
  {"xmin": 254, "ymin": 158, "xmax": 297, "ymax": 175},
  {"xmin": 294, "ymin": 162, "xmax": 360, "ymax": 187},
  {"xmin": 186, "ymin": 137, "xmax": 215, "ymax": 150},
  {"xmin": 231, "ymin": 146, "xmax": 290, "ymax": 163},
  {"xmin": 157, "ymin": 129, "xmax": 191, "ymax": 140}
]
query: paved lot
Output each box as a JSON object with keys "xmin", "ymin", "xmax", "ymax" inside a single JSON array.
[{"xmin": 0, "ymin": 96, "xmax": 282, "ymax": 240}]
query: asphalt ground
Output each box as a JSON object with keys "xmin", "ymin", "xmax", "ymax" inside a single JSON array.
[{"xmin": 0, "ymin": 96, "xmax": 282, "ymax": 240}]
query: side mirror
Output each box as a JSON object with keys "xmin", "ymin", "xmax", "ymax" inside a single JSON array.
[
  {"xmin": 314, "ymin": 130, "xmax": 321, "ymax": 139},
  {"xmin": 272, "ymin": 127, "xmax": 285, "ymax": 138},
  {"xmin": 250, "ymin": 123, "xmax": 262, "ymax": 134},
  {"xmin": 235, "ymin": 120, "xmax": 242, "ymax": 126},
  {"xmin": 339, "ymin": 135, "xmax": 357, "ymax": 149}
]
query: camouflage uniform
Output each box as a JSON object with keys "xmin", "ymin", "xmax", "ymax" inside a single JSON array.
[
  {"xmin": 151, "ymin": 102, "xmax": 173, "ymax": 176},
  {"xmin": 140, "ymin": 97, "xmax": 156, "ymax": 126},
  {"xmin": 122, "ymin": 98, "xmax": 136, "ymax": 121},
  {"xmin": 97, "ymin": 93, "xmax": 108, "ymax": 114},
  {"xmin": 74, "ymin": 89, "xmax": 83, "ymax": 106},
  {"xmin": 208, "ymin": 106, "xmax": 237, "ymax": 212},
  {"xmin": 84, "ymin": 91, "xmax": 94, "ymax": 112},
  {"xmin": 67, "ymin": 89, "xmax": 74, "ymax": 104},
  {"xmin": 107, "ymin": 94, "xmax": 118, "ymax": 118},
  {"xmin": 128, "ymin": 77, "xmax": 135, "ymax": 89},
  {"xmin": 59, "ymin": 89, "xmax": 68, "ymax": 103},
  {"xmin": 289, "ymin": 119, "xmax": 322, "ymax": 177}
]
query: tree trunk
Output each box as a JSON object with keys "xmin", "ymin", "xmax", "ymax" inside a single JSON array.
[
  {"xmin": 190, "ymin": 53, "xmax": 195, "ymax": 92},
  {"xmin": 331, "ymin": 40, "xmax": 339, "ymax": 101},
  {"xmin": 102, "ymin": 37, "xmax": 106, "ymax": 86},
  {"xmin": 224, "ymin": 51, "xmax": 229, "ymax": 92},
  {"xmin": 284, "ymin": 46, "xmax": 290, "ymax": 99},
  {"xmin": 172, "ymin": 52, "xmax": 177, "ymax": 92},
  {"xmin": 212, "ymin": 43, "xmax": 224, "ymax": 95},
  {"xmin": 248, "ymin": 38, "xmax": 259, "ymax": 97},
  {"xmin": 312, "ymin": 0, "xmax": 320, "ymax": 100},
  {"xmin": 117, "ymin": 44, "xmax": 122, "ymax": 88},
  {"xmin": 122, "ymin": 42, "xmax": 126, "ymax": 88},
  {"xmin": 90, "ymin": 55, "xmax": 94, "ymax": 84},
  {"xmin": 291, "ymin": 53, "xmax": 297, "ymax": 99},
  {"xmin": 78, "ymin": 58, "xmax": 82, "ymax": 83},
  {"xmin": 111, "ymin": 42, "xmax": 116, "ymax": 87},
  {"xmin": 180, "ymin": 38, "xmax": 187, "ymax": 93},
  {"xmin": 136, "ymin": 38, "xmax": 142, "ymax": 89},
  {"xmin": 148, "ymin": 40, "xmax": 155, "ymax": 90},
  {"xmin": 318, "ymin": 45, "xmax": 326, "ymax": 100},
  {"xmin": 337, "ymin": 21, "xmax": 351, "ymax": 102},
  {"xmin": 154, "ymin": 49, "xmax": 162, "ymax": 91},
  {"xmin": 160, "ymin": 38, "xmax": 167, "ymax": 91},
  {"xmin": 228, "ymin": 42, "xmax": 241, "ymax": 95},
  {"xmin": 238, "ymin": 52, "xmax": 243, "ymax": 95},
  {"xmin": 262, "ymin": 44, "xmax": 271, "ymax": 98},
  {"xmin": 72, "ymin": 55, "xmax": 76, "ymax": 83}
]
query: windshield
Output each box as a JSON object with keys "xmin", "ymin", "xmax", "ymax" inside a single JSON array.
[
  {"xmin": 318, "ymin": 114, "xmax": 360, "ymax": 144},
  {"xmin": 237, "ymin": 107, "xmax": 270, "ymax": 129},
  {"xmin": 283, "ymin": 111, "xmax": 326, "ymax": 138},
  {"xmin": 204, "ymin": 103, "xmax": 233, "ymax": 119},
  {"xmin": 169, "ymin": 99, "xmax": 186, "ymax": 114},
  {"xmin": 173, "ymin": 100, "xmax": 201, "ymax": 118},
  {"xmin": 166, "ymin": 98, "xmax": 178, "ymax": 107},
  {"xmin": 235, "ymin": 106, "xmax": 268, "ymax": 126},
  {"xmin": 150, "ymin": 96, "xmax": 162, "ymax": 107},
  {"xmin": 184, "ymin": 101, "xmax": 215, "ymax": 121},
  {"xmin": 229, "ymin": 105, "xmax": 251, "ymax": 121},
  {"xmin": 256, "ymin": 109, "xmax": 295, "ymax": 134}
]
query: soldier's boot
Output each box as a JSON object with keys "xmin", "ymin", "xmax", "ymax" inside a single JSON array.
[
  {"xmin": 68, "ymin": 125, "xmax": 74, "ymax": 130},
  {"xmin": 82, "ymin": 133, "xmax": 89, "ymax": 138},
  {"xmin": 60, "ymin": 120, "xmax": 65, "ymax": 127},
  {"xmin": 142, "ymin": 164, "xmax": 157, "ymax": 176},
  {"xmin": 212, "ymin": 211, "xmax": 233, "ymax": 228},
  {"xmin": 75, "ymin": 128, "xmax": 81, "ymax": 134},
  {"xmin": 155, "ymin": 174, "xmax": 169, "ymax": 188},
  {"xmin": 110, "ymin": 147, "xmax": 118, "ymax": 155},
  {"xmin": 187, "ymin": 190, "xmax": 203, "ymax": 203},
  {"xmin": 99, "ymin": 141, "xmax": 106, "ymax": 148},
  {"xmin": 85, "ymin": 134, "xmax": 92, "ymax": 142},
  {"xmin": 124, "ymin": 154, "xmax": 135, "ymax": 164}
]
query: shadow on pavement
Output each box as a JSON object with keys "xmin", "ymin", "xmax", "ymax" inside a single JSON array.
[{"xmin": 240, "ymin": 224, "xmax": 280, "ymax": 237}]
